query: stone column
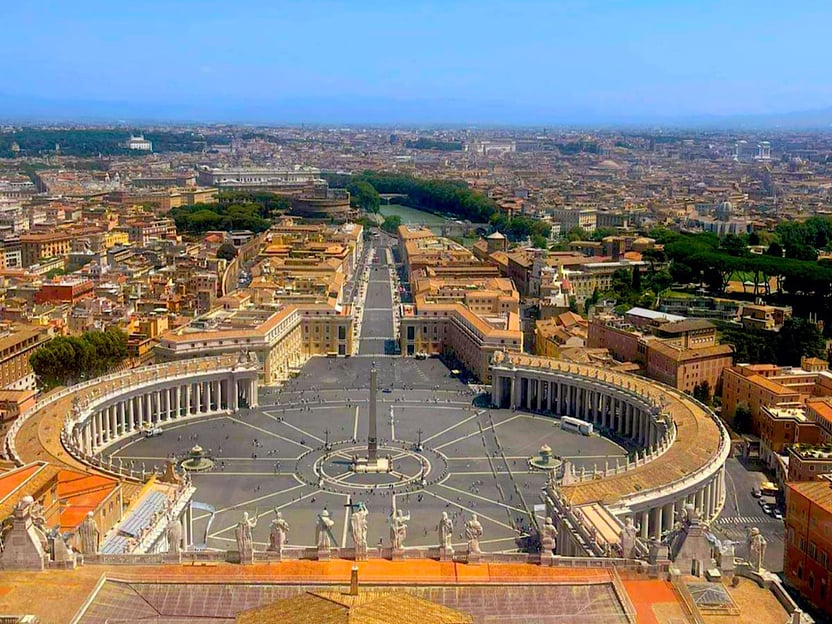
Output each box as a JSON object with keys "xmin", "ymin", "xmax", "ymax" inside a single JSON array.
[
  {"xmin": 663, "ymin": 503, "xmax": 674, "ymax": 533},
  {"xmin": 653, "ymin": 506, "xmax": 663, "ymax": 540},
  {"xmin": 250, "ymin": 379, "xmax": 258, "ymax": 408},
  {"xmin": 186, "ymin": 384, "xmax": 192, "ymax": 415},
  {"xmin": 640, "ymin": 510, "xmax": 650, "ymax": 540}
]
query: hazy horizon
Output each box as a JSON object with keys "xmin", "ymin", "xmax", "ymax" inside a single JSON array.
[{"xmin": 4, "ymin": 0, "xmax": 832, "ymax": 126}]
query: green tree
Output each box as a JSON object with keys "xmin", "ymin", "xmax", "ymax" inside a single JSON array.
[
  {"xmin": 733, "ymin": 403, "xmax": 752, "ymax": 434},
  {"xmin": 766, "ymin": 241, "xmax": 783, "ymax": 257},
  {"xmin": 692, "ymin": 380, "xmax": 711, "ymax": 405},
  {"xmin": 777, "ymin": 318, "xmax": 827, "ymax": 366},
  {"xmin": 381, "ymin": 215, "xmax": 402, "ymax": 234},
  {"xmin": 631, "ymin": 265, "xmax": 642, "ymax": 292},
  {"xmin": 216, "ymin": 242, "xmax": 238, "ymax": 261},
  {"xmin": 347, "ymin": 180, "xmax": 381, "ymax": 213},
  {"xmin": 589, "ymin": 227, "xmax": 618, "ymax": 241},
  {"xmin": 531, "ymin": 234, "xmax": 548, "ymax": 249},
  {"xmin": 30, "ymin": 328, "xmax": 128, "ymax": 389}
]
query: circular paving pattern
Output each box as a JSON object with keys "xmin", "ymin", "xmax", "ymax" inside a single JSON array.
[{"xmin": 293, "ymin": 441, "xmax": 449, "ymax": 495}]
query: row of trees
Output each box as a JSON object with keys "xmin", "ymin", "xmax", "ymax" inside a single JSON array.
[
  {"xmin": 351, "ymin": 171, "xmax": 498, "ymax": 223},
  {"xmin": 403, "ymin": 138, "xmax": 463, "ymax": 151},
  {"xmin": 0, "ymin": 129, "xmax": 230, "ymax": 157},
  {"xmin": 169, "ymin": 191, "xmax": 291, "ymax": 234},
  {"xmin": 717, "ymin": 319, "xmax": 827, "ymax": 366},
  {"xmin": 662, "ymin": 231, "xmax": 832, "ymax": 304},
  {"xmin": 30, "ymin": 328, "xmax": 128, "ymax": 389}
]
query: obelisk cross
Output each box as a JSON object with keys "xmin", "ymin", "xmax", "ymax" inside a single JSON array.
[{"xmin": 368, "ymin": 363, "xmax": 378, "ymax": 462}]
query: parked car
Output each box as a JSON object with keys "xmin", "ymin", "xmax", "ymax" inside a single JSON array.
[
  {"xmin": 143, "ymin": 425, "xmax": 163, "ymax": 438},
  {"xmin": 752, "ymin": 488, "xmax": 762, "ymax": 498},
  {"xmin": 761, "ymin": 504, "xmax": 773, "ymax": 514},
  {"xmin": 772, "ymin": 509, "xmax": 783, "ymax": 520}
]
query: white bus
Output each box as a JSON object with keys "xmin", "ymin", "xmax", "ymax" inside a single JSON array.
[{"xmin": 560, "ymin": 416, "xmax": 593, "ymax": 436}]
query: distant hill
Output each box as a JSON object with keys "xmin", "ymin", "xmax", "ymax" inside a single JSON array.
[{"xmin": 1, "ymin": 91, "xmax": 832, "ymax": 129}]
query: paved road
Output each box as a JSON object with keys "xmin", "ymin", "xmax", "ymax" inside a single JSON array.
[
  {"xmin": 358, "ymin": 236, "xmax": 396, "ymax": 355},
  {"xmin": 712, "ymin": 456, "xmax": 784, "ymax": 572}
]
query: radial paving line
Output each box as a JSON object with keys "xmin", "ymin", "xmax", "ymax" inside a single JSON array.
[
  {"xmin": 225, "ymin": 416, "xmax": 311, "ymax": 449},
  {"xmin": 434, "ymin": 414, "xmax": 523, "ymax": 451}
]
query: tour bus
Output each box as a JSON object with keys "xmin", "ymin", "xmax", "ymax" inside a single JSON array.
[{"xmin": 560, "ymin": 416, "xmax": 593, "ymax": 436}]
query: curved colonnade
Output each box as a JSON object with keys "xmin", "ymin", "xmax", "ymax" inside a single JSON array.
[
  {"xmin": 490, "ymin": 352, "xmax": 731, "ymax": 543},
  {"xmin": 4, "ymin": 356, "xmax": 259, "ymax": 482}
]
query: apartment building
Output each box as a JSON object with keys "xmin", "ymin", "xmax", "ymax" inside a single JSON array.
[
  {"xmin": 19, "ymin": 231, "xmax": 73, "ymax": 267},
  {"xmin": 722, "ymin": 359, "xmax": 832, "ymax": 432},
  {"xmin": 548, "ymin": 207, "xmax": 597, "ymax": 233},
  {"xmin": 0, "ymin": 324, "xmax": 52, "ymax": 390},
  {"xmin": 588, "ymin": 315, "xmax": 733, "ymax": 393},
  {"xmin": 784, "ymin": 478, "xmax": 832, "ymax": 618},
  {"xmin": 397, "ymin": 226, "xmax": 522, "ymax": 382}
]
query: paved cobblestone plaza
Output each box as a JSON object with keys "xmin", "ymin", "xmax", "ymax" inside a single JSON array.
[{"xmin": 107, "ymin": 356, "xmax": 627, "ymax": 553}]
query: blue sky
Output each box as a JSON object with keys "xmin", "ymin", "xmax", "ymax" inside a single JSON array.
[{"xmin": 3, "ymin": 0, "xmax": 832, "ymax": 124}]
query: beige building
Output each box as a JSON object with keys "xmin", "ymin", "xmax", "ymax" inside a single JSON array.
[{"xmin": 155, "ymin": 303, "xmax": 353, "ymax": 384}]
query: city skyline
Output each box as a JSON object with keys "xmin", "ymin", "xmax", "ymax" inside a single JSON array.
[{"xmin": 3, "ymin": 0, "xmax": 832, "ymax": 126}]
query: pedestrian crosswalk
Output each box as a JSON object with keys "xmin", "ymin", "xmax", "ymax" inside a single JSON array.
[{"xmin": 715, "ymin": 515, "xmax": 779, "ymax": 525}]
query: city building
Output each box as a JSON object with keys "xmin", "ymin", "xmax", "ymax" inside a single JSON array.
[
  {"xmin": 588, "ymin": 315, "xmax": 733, "ymax": 393},
  {"xmin": 722, "ymin": 359, "xmax": 832, "ymax": 431},
  {"xmin": 125, "ymin": 134, "xmax": 153, "ymax": 151},
  {"xmin": 784, "ymin": 477, "xmax": 832, "ymax": 617},
  {"xmin": 156, "ymin": 303, "xmax": 354, "ymax": 383},
  {"xmin": 547, "ymin": 207, "xmax": 597, "ymax": 233},
  {"xmin": 0, "ymin": 324, "xmax": 52, "ymax": 390}
]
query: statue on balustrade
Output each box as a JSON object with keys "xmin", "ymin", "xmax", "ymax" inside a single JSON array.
[
  {"xmin": 747, "ymin": 527, "xmax": 767, "ymax": 572},
  {"xmin": 316, "ymin": 509, "xmax": 336, "ymax": 551},
  {"xmin": 620, "ymin": 516, "xmax": 639, "ymax": 559},
  {"xmin": 166, "ymin": 515, "xmax": 183, "ymax": 554},
  {"xmin": 78, "ymin": 511, "xmax": 100, "ymax": 555},
  {"xmin": 465, "ymin": 514, "xmax": 484, "ymax": 555},
  {"xmin": 438, "ymin": 512, "xmax": 454, "ymax": 553},
  {"xmin": 350, "ymin": 502, "xmax": 368, "ymax": 554},
  {"xmin": 541, "ymin": 517, "xmax": 558, "ymax": 554},
  {"xmin": 268, "ymin": 510, "xmax": 290, "ymax": 556},
  {"xmin": 235, "ymin": 511, "xmax": 257, "ymax": 562},
  {"xmin": 389, "ymin": 508, "xmax": 409, "ymax": 551}
]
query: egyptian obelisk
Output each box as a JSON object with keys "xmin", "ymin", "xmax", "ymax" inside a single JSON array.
[{"xmin": 368, "ymin": 364, "xmax": 378, "ymax": 462}]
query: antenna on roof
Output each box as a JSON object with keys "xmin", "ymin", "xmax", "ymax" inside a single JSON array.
[{"xmin": 349, "ymin": 565, "xmax": 359, "ymax": 596}]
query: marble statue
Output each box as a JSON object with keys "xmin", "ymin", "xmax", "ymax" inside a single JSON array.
[
  {"xmin": 166, "ymin": 515, "xmax": 183, "ymax": 554},
  {"xmin": 78, "ymin": 511, "xmax": 99, "ymax": 555},
  {"xmin": 268, "ymin": 510, "xmax": 290, "ymax": 555},
  {"xmin": 747, "ymin": 527, "xmax": 767, "ymax": 572},
  {"xmin": 350, "ymin": 502, "xmax": 368, "ymax": 552},
  {"xmin": 541, "ymin": 517, "xmax": 558, "ymax": 553},
  {"xmin": 685, "ymin": 504, "xmax": 700, "ymax": 524},
  {"xmin": 439, "ymin": 512, "xmax": 454, "ymax": 552},
  {"xmin": 389, "ymin": 508, "xmax": 410, "ymax": 550},
  {"xmin": 465, "ymin": 514, "xmax": 484, "ymax": 554},
  {"xmin": 235, "ymin": 511, "xmax": 257, "ymax": 561},
  {"xmin": 316, "ymin": 510, "xmax": 336, "ymax": 550},
  {"xmin": 620, "ymin": 516, "xmax": 639, "ymax": 559}
]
